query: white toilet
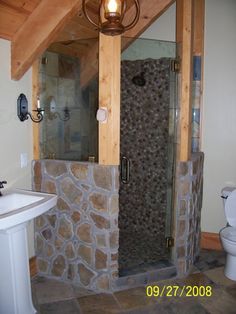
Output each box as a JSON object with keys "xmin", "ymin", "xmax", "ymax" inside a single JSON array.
[{"xmin": 220, "ymin": 187, "xmax": 236, "ymax": 281}]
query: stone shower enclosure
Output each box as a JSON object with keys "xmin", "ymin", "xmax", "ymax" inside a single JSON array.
[
  {"xmin": 33, "ymin": 38, "xmax": 204, "ymax": 291},
  {"xmin": 32, "ymin": 153, "xmax": 204, "ymax": 291}
]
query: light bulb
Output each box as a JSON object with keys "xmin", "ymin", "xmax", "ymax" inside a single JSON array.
[{"xmin": 107, "ymin": 0, "xmax": 118, "ymax": 13}]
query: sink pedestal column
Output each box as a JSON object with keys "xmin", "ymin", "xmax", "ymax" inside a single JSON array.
[{"xmin": 0, "ymin": 223, "xmax": 36, "ymax": 314}]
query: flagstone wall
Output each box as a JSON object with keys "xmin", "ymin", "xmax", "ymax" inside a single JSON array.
[{"xmin": 33, "ymin": 160, "xmax": 119, "ymax": 291}]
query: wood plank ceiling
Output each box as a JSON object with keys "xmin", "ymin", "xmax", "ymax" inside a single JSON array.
[
  {"xmin": 0, "ymin": 0, "xmax": 99, "ymax": 41},
  {"xmin": 0, "ymin": 0, "xmax": 175, "ymax": 80},
  {"xmin": 0, "ymin": 0, "xmax": 41, "ymax": 40}
]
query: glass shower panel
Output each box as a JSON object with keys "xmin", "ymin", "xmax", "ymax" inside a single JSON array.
[
  {"xmin": 119, "ymin": 38, "xmax": 177, "ymax": 274},
  {"xmin": 39, "ymin": 38, "xmax": 99, "ymax": 161}
]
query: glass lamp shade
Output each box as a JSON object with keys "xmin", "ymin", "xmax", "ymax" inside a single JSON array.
[{"xmin": 103, "ymin": 0, "xmax": 122, "ymax": 16}]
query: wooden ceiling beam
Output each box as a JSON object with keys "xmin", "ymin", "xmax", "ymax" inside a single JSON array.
[
  {"xmin": 11, "ymin": 0, "xmax": 83, "ymax": 80},
  {"xmin": 80, "ymin": 0, "xmax": 175, "ymax": 87}
]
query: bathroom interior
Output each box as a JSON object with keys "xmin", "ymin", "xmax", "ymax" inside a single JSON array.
[{"xmin": 1, "ymin": 0, "xmax": 236, "ymax": 313}]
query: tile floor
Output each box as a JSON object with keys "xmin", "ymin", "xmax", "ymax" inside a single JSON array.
[{"xmin": 31, "ymin": 250, "xmax": 236, "ymax": 314}]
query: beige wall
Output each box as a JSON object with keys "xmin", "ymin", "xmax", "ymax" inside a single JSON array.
[
  {"xmin": 141, "ymin": 1, "xmax": 236, "ymax": 234},
  {"xmin": 141, "ymin": 3, "xmax": 176, "ymax": 41},
  {"xmin": 0, "ymin": 39, "xmax": 34, "ymax": 256},
  {"xmin": 201, "ymin": 0, "xmax": 236, "ymax": 233}
]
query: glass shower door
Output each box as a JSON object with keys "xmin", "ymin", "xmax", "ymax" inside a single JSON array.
[{"xmin": 119, "ymin": 38, "xmax": 177, "ymax": 274}]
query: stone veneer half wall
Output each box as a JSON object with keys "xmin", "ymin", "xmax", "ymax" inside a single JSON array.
[
  {"xmin": 173, "ymin": 152, "xmax": 204, "ymax": 276},
  {"xmin": 32, "ymin": 160, "xmax": 119, "ymax": 291}
]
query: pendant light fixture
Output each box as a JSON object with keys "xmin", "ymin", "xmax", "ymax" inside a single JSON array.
[{"xmin": 82, "ymin": 0, "xmax": 140, "ymax": 36}]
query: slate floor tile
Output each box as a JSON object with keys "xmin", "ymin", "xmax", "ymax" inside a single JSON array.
[
  {"xmin": 199, "ymin": 287, "xmax": 236, "ymax": 314},
  {"xmin": 39, "ymin": 299, "xmax": 81, "ymax": 314},
  {"xmin": 156, "ymin": 299, "xmax": 210, "ymax": 314},
  {"xmin": 194, "ymin": 249, "xmax": 226, "ymax": 271},
  {"xmin": 114, "ymin": 287, "xmax": 157, "ymax": 310},
  {"xmin": 204, "ymin": 267, "xmax": 236, "ymax": 287},
  {"xmin": 32, "ymin": 276, "xmax": 74, "ymax": 305},
  {"xmin": 72, "ymin": 285, "xmax": 96, "ymax": 298},
  {"xmin": 225, "ymin": 284, "xmax": 236, "ymax": 299},
  {"xmin": 78, "ymin": 293, "xmax": 121, "ymax": 314},
  {"xmin": 174, "ymin": 272, "xmax": 215, "ymax": 288}
]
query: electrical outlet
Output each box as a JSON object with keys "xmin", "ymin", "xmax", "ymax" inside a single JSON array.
[{"xmin": 20, "ymin": 153, "xmax": 28, "ymax": 168}]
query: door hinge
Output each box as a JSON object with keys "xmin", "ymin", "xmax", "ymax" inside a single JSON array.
[
  {"xmin": 170, "ymin": 59, "xmax": 180, "ymax": 73},
  {"xmin": 166, "ymin": 237, "xmax": 175, "ymax": 248}
]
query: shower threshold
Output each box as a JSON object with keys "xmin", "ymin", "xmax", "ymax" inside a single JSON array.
[
  {"xmin": 119, "ymin": 259, "xmax": 173, "ymax": 277},
  {"xmin": 113, "ymin": 260, "xmax": 177, "ymax": 292}
]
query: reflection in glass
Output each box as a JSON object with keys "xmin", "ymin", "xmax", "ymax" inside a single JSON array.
[{"xmin": 39, "ymin": 38, "xmax": 99, "ymax": 161}]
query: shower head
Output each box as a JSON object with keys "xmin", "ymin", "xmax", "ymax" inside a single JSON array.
[{"xmin": 132, "ymin": 72, "xmax": 146, "ymax": 87}]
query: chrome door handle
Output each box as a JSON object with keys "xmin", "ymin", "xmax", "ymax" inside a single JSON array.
[{"xmin": 121, "ymin": 156, "xmax": 130, "ymax": 184}]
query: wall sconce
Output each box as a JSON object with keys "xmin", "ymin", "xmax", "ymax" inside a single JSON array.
[
  {"xmin": 17, "ymin": 94, "xmax": 44, "ymax": 123},
  {"xmin": 82, "ymin": 0, "xmax": 140, "ymax": 36},
  {"xmin": 46, "ymin": 96, "xmax": 70, "ymax": 122}
]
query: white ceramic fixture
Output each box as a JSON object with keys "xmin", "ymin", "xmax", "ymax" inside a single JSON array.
[
  {"xmin": 0, "ymin": 189, "xmax": 57, "ymax": 314},
  {"xmin": 220, "ymin": 187, "xmax": 236, "ymax": 281}
]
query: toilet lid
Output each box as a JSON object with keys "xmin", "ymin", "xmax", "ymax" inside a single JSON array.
[
  {"xmin": 225, "ymin": 189, "xmax": 236, "ymax": 227},
  {"xmin": 220, "ymin": 226, "xmax": 236, "ymax": 241}
]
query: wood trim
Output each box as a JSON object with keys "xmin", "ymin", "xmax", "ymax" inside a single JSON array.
[
  {"xmin": 98, "ymin": 34, "xmax": 121, "ymax": 165},
  {"xmin": 32, "ymin": 59, "xmax": 40, "ymax": 160},
  {"xmin": 11, "ymin": 0, "xmax": 82, "ymax": 80},
  {"xmin": 176, "ymin": 0, "xmax": 194, "ymax": 161},
  {"xmin": 29, "ymin": 256, "xmax": 38, "ymax": 277},
  {"xmin": 201, "ymin": 232, "xmax": 223, "ymax": 251}
]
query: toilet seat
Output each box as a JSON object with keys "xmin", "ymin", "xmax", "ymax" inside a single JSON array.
[{"xmin": 220, "ymin": 226, "xmax": 236, "ymax": 243}]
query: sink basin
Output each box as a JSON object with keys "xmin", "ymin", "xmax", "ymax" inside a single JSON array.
[
  {"xmin": 0, "ymin": 189, "xmax": 57, "ymax": 230},
  {"xmin": 0, "ymin": 189, "xmax": 57, "ymax": 314},
  {"xmin": 0, "ymin": 193, "xmax": 43, "ymax": 214}
]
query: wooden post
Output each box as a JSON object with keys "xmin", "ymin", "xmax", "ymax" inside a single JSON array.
[
  {"xmin": 193, "ymin": 0, "xmax": 205, "ymax": 147},
  {"xmin": 32, "ymin": 59, "xmax": 40, "ymax": 160},
  {"xmin": 193, "ymin": 0, "xmax": 205, "ymax": 56},
  {"xmin": 98, "ymin": 33, "xmax": 121, "ymax": 165},
  {"xmin": 176, "ymin": 0, "xmax": 194, "ymax": 161}
]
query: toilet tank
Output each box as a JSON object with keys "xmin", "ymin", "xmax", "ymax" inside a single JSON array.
[
  {"xmin": 221, "ymin": 187, "xmax": 236, "ymax": 206},
  {"xmin": 222, "ymin": 186, "xmax": 236, "ymax": 227}
]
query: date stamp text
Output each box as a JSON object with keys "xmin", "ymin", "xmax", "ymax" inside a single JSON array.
[{"xmin": 146, "ymin": 285, "xmax": 212, "ymax": 298}]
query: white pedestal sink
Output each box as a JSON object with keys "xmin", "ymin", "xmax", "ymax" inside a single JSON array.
[{"xmin": 0, "ymin": 189, "xmax": 57, "ymax": 314}]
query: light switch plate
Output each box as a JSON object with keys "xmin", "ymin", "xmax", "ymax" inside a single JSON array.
[{"xmin": 20, "ymin": 153, "xmax": 28, "ymax": 168}]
